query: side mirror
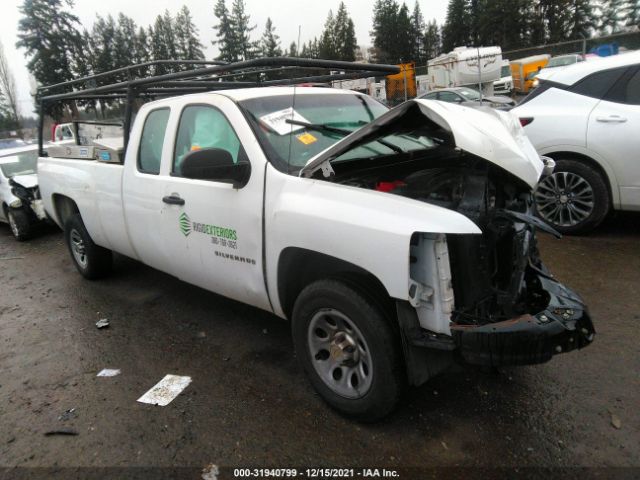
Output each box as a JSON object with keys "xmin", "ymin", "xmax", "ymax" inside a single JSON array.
[{"xmin": 181, "ymin": 147, "xmax": 250, "ymax": 188}]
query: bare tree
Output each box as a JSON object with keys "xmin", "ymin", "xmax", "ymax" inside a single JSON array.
[{"xmin": 0, "ymin": 40, "xmax": 20, "ymax": 126}]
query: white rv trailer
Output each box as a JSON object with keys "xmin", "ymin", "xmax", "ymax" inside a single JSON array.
[{"xmin": 423, "ymin": 46, "xmax": 502, "ymax": 95}]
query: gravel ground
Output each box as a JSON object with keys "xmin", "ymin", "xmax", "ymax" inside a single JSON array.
[{"xmin": 0, "ymin": 213, "xmax": 638, "ymax": 479}]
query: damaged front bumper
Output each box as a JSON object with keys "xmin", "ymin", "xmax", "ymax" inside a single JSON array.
[
  {"xmin": 398, "ymin": 271, "xmax": 595, "ymax": 385},
  {"xmin": 450, "ymin": 274, "xmax": 595, "ymax": 367}
]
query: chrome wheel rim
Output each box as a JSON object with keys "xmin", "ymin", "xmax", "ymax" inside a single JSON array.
[
  {"xmin": 70, "ymin": 228, "xmax": 88, "ymax": 268},
  {"xmin": 307, "ymin": 308, "xmax": 373, "ymax": 399},
  {"xmin": 535, "ymin": 172, "xmax": 594, "ymax": 227},
  {"xmin": 8, "ymin": 212, "xmax": 19, "ymax": 238}
]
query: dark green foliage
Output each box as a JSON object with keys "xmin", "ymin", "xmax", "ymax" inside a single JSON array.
[
  {"xmin": 260, "ymin": 17, "xmax": 282, "ymax": 57},
  {"xmin": 175, "ymin": 6, "xmax": 205, "ymax": 61},
  {"xmin": 442, "ymin": 0, "xmax": 470, "ymax": 52},
  {"xmin": 17, "ymin": 0, "xmax": 81, "ymax": 89},
  {"xmin": 212, "ymin": 0, "xmax": 236, "ymax": 62}
]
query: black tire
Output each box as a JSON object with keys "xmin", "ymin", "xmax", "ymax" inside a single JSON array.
[
  {"xmin": 534, "ymin": 159, "xmax": 610, "ymax": 235},
  {"xmin": 7, "ymin": 208, "xmax": 32, "ymax": 242},
  {"xmin": 292, "ymin": 279, "xmax": 404, "ymax": 421},
  {"xmin": 64, "ymin": 214, "xmax": 112, "ymax": 279}
]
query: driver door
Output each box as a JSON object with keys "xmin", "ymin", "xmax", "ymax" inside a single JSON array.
[{"xmin": 160, "ymin": 100, "xmax": 269, "ymax": 311}]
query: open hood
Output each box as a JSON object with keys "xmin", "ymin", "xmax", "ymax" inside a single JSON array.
[{"xmin": 300, "ymin": 99, "xmax": 544, "ymax": 189}]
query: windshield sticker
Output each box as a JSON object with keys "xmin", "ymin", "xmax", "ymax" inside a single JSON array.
[
  {"xmin": 259, "ymin": 107, "xmax": 310, "ymax": 136},
  {"xmin": 296, "ymin": 132, "xmax": 317, "ymax": 145}
]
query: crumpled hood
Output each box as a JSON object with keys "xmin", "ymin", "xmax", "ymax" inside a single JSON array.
[
  {"xmin": 301, "ymin": 99, "xmax": 544, "ymax": 189},
  {"xmin": 11, "ymin": 173, "xmax": 38, "ymax": 189}
]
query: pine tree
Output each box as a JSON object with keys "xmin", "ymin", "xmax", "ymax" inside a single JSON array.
[
  {"xmin": 371, "ymin": 0, "xmax": 401, "ymax": 63},
  {"xmin": 260, "ymin": 18, "xmax": 282, "ymax": 57},
  {"xmin": 411, "ymin": 2, "xmax": 426, "ymax": 64},
  {"xmin": 600, "ymin": 0, "xmax": 626, "ymax": 33},
  {"xmin": 175, "ymin": 6, "xmax": 205, "ymax": 61},
  {"xmin": 568, "ymin": 0, "xmax": 596, "ymax": 39},
  {"xmin": 287, "ymin": 41, "xmax": 297, "ymax": 57},
  {"xmin": 114, "ymin": 14, "xmax": 136, "ymax": 71},
  {"xmin": 133, "ymin": 27, "xmax": 151, "ymax": 76},
  {"xmin": 442, "ymin": 0, "xmax": 471, "ymax": 51},
  {"xmin": 395, "ymin": 3, "xmax": 413, "ymax": 62},
  {"xmin": 150, "ymin": 12, "xmax": 179, "ymax": 73},
  {"xmin": 0, "ymin": 40, "xmax": 19, "ymax": 127},
  {"xmin": 231, "ymin": 0, "xmax": 258, "ymax": 60},
  {"xmin": 627, "ymin": 0, "xmax": 640, "ymax": 27},
  {"xmin": 213, "ymin": 0, "xmax": 237, "ymax": 62},
  {"xmin": 319, "ymin": 10, "xmax": 338, "ymax": 59},
  {"xmin": 424, "ymin": 19, "xmax": 441, "ymax": 59},
  {"xmin": 334, "ymin": 2, "xmax": 357, "ymax": 61},
  {"xmin": 89, "ymin": 15, "xmax": 116, "ymax": 77},
  {"xmin": 16, "ymin": 0, "xmax": 81, "ymax": 91}
]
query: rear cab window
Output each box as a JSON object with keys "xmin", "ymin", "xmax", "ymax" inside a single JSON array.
[{"xmin": 138, "ymin": 108, "xmax": 170, "ymax": 175}]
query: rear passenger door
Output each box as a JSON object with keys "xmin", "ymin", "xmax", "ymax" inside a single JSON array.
[
  {"xmin": 588, "ymin": 66, "xmax": 640, "ymax": 210},
  {"xmin": 122, "ymin": 107, "xmax": 175, "ymax": 272}
]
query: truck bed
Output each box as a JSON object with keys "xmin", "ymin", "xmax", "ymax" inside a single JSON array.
[{"xmin": 38, "ymin": 157, "xmax": 138, "ymax": 260}]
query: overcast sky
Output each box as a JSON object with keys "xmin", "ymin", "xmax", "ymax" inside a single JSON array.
[{"xmin": 1, "ymin": 0, "xmax": 448, "ymax": 116}]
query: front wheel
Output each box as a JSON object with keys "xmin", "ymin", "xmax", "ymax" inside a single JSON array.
[
  {"xmin": 292, "ymin": 279, "xmax": 404, "ymax": 421},
  {"xmin": 7, "ymin": 208, "xmax": 32, "ymax": 242},
  {"xmin": 64, "ymin": 214, "xmax": 112, "ymax": 279},
  {"xmin": 534, "ymin": 159, "xmax": 610, "ymax": 235}
]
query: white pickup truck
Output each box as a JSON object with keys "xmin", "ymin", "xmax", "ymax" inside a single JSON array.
[{"xmin": 39, "ymin": 87, "xmax": 595, "ymax": 420}]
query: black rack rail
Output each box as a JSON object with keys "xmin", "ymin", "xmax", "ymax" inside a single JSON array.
[{"xmin": 37, "ymin": 57, "xmax": 400, "ymax": 155}]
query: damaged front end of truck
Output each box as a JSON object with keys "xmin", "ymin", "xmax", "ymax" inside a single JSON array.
[{"xmin": 301, "ymin": 99, "xmax": 595, "ymax": 376}]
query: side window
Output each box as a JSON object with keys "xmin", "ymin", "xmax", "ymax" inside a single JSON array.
[
  {"xmin": 604, "ymin": 67, "xmax": 640, "ymax": 105},
  {"xmin": 138, "ymin": 108, "xmax": 170, "ymax": 175},
  {"xmin": 569, "ymin": 67, "xmax": 627, "ymax": 100},
  {"xmin": 439, "ymin": 91, "xmax": 462, "ymax": 103},
  {"xmin": 625, "ymin": 69, "xmax": 640, "ymax": 105},
  {"xmin": 173, "ymin": 105, "xmax": 242, "ymax": 176}
]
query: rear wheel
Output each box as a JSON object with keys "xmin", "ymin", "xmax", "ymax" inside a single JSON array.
[
  {"xmin": 534, "ymin": 159, "xmax": 610, "ymax": 235},
  {"xmin": 292, "ymin": 279, "xmax": 404, "ymax": 421},
  {"xmin": 64, "ymin": 214, "xmax": 112, "ymax": 279},
  {"xmin": 7, "ymin": 208, "xmax": 31, "ymax": 242}
]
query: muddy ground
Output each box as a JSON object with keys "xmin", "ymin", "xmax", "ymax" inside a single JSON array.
[{"xmin": 0, "ymin": 214, "xmax": 638, "ymax": 478}]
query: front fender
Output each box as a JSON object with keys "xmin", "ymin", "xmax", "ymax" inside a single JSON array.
[{"xmin": 265, "ymin": 168, "xmax": 480, "ymax": 317}]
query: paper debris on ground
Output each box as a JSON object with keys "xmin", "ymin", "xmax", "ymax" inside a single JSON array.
[
  {"xmin": 137, "ymin": 374, "xmax": 192, "ymax": 406},
  {"xmin": 95, "ymin": 318, "xmax": 109, "ymax": 329},
  {"xmin": 97, "ymin": 368, "xmax": 121, "ymax": 377}
]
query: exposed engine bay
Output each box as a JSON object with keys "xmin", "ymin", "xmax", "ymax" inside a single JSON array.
[{"xmin": 334, "ymin": 152, "xmax": 558, "ymax": 327}]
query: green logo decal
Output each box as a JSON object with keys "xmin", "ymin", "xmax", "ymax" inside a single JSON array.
[{"xmin": 179, "ymin": 212, "xmax": 192, "ymax": 237}]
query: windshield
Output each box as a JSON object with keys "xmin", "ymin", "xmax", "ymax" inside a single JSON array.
[
  {"xmin": 240, "ymin": 93, "xmax": 392, "ymax": 171},
  {"xmin": 0, "ymin": 150, "xmax": 39, "ymax": 178},
  {"xmin": 501, "ymin": 65, "xmax": 511, "ymax": 77},
  {"xmin": 457, "ymin": 87, "xmax": 481, "ymax": 100}
]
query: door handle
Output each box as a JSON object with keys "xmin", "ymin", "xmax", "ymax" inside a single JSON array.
[
  {"xmin": 162, "ymin": 195, "xmax": 185, "ymax": 206},
  {"xmin": 596, "ymin": 115, "xmax": 627, "ymax": 123}
]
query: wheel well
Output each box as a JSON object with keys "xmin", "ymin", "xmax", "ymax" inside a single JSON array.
[
  {"xmin": 544, "ymin": 151, "xmax": 613, "ymax": 202},
  {"xmin": 277, "ymin": 247, "xmax": 394, "ymax": 321},
  {"xmin": 52, "ymin": 194, "xmax": 80, "ymax": 227}
]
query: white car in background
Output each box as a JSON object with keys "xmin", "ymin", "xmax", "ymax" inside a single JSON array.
[
  {"xmin": 0, "ymin": 145, "xmax": 51, "ymax": 240},
  {"xmin": 513, "ymin": 50, "xmax": 640, "ymax": 234}
]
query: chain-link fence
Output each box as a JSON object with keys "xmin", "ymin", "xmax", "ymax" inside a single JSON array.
[
  {"xmin": 503, "ymin": 30, "xmax": 640, "ymax": 60},
  {"xmin": 362, "ymin": 31, "xmax": 640, "ymax": 106}
]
